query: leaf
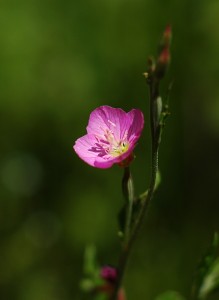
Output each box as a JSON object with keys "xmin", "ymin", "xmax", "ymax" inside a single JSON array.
[
  {"xmin": 80, "ymin": 244, "xmax": 103, "ymax": 293},
  {"xmin": 199, "ymin": 257, "xmax": 219, "ymax": 299},
  {"xmin": 192, "ymin": 232, "xmax": 219, "ymax": 299},
  {"xmin": 157, "ymin": 96, "xmax": 163, "ymax": 122},
  {"xmin": 155, "ymin": 169, "xmax": 161, "ymax": 190},
  {"xmin": 83, "ymin": 244, "xmax": 99, "ymax": 276},
  {"xmin": 155, "ymin": 290, "xmax": 186, "ymax": 300}
]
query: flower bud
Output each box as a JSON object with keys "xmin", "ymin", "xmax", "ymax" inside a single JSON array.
[
  {"xmin": 100, "ymin": 265, "xmax": 118, "ymax": 283},
  {"xmin": 162, "ymin": 24, "xmax": 172, "ymax": 47},
  {"xmin": 155, "ymin": 25, "xmax": 172, "ymax": 79},
  {"xmin": 155, "ymin": 46, "xmax": 171, "ymax": 79},
  {"xmin": 158, "ymin": 24, "xmax": 172, "ymax": 53}
]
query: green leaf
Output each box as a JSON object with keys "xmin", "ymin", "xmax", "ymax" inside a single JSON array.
[
  {"xmin": 155, "ymin": 290, "xmax": 186, "ymax": 300},
  {"xmin": 199, "ymin": 258, "xmax": 219, "ymax": 299},
  {"xmin": 192, "ymin": 232, "xmax": 219, "ymax": 299},
  {"xmin": 138, "ymin": 170, "xmax": 161, "ymax": 203},
  {"xmin": 80, "ymin": 244, "xmax": 104, "ymax": 293},
  {"xmin": 155, "ymin": 169, "xmax": 161, "ymax": 190},
  {"xmin": 83, "ymin": 244, "xmax": 99, "ymax": 276},
  {"xmin": 156, "ymin": 96, "xmax": 163, "ymax": 122}
]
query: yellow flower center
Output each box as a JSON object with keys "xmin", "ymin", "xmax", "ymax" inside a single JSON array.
[{"xmin": 110, "ymin": 141, "xmax": 129, "ymax": 157}]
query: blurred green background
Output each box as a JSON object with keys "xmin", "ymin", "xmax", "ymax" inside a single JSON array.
[{"xmin": 1, "ymin": 0, "xmax": 219, "ymax": 299}]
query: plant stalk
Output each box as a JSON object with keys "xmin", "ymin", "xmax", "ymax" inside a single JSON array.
[{"xmin": 110, "ymin": 76, "xmax": 160, "ymax": 300}]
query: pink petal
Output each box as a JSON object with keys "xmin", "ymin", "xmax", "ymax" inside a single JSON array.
[
  {"xmin": 73, "ymin": 134, "xmax": 117, "ymax": 169},
  {"xmin": 87, "ymin": 106, "xmax": 129, "ymax": 141},
  {"xmin": 127, "ymin": 109, "xmax": 144, "ymax": 143},
  {"xmin": 73, "ymin": 133, "xmax": 135, "ymax": 169}
]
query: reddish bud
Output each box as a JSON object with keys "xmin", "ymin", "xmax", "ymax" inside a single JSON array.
[
  {"xmin": 162, "ymin": 24, "xmax": 172, "ymax": 46},
  {"xmin": 155, "ymin": 45, "xmax": 171, "ymax": 79},
  {"xmin": 158, "ymin": 47, "xmax": 170, "ymax": 65},
  {"xmin": 100, "ymin": 266, "xmax": 118, "ymax": 283}
]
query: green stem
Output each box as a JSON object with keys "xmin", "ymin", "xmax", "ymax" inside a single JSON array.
[
  {"xmin": 129, "ymin": 75, "xmax": 160, "ymax": 254},
  {"xmin": 110, "ymin": 77, "xmax": 160, "ymax": 300},
  {"xmin": 122, "ymin": 166, "xmax": 134, "ymax": 244}
]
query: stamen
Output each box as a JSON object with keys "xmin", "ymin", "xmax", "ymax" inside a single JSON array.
[{"xmin": 94, "ymin": 126, "xmax": 129, "ymax": 157}]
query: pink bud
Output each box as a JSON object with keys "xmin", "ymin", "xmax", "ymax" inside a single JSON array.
[{"xmin": 100, "ymin": 265, "xmax": 118, "ymax": 283}]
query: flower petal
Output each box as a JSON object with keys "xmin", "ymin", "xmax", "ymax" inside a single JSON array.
[
  {"xmin": 127, "ymin": 109, "xmax": 144, "ymax": 144},
  {"xmin": 73, "ymin": 134, "xmax": 115, "ymax": 168},
  {"xmin": 87, "ymin": 106, "xmax": 129, "ymax": 141}
]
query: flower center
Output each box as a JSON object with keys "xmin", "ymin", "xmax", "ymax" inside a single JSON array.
[
  {"xmin": 95, "ymin": 123, "xmax": 129, "ymax": 157},
  {"xmin": 104, "ymin": 128, "xmax": 129, "ymax": 157},
  {"xmin": 110, "ymin": 141, "xmax": 129, "ymax": 157}
]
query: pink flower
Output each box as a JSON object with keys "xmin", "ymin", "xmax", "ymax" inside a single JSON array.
[{"xmin": 73, "ymin": 105, "xmax": 144, "ymax": 169}]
